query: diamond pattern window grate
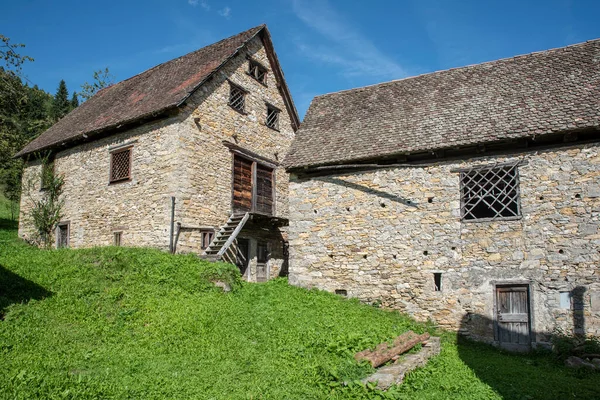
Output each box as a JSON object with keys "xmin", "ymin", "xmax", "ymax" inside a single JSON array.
[
  {"xmin": 110, "ymin": 148, "xmax": 131, "ymax": 182},
  {"xmin": 460, "ymin": 163, "xmax": 521, "ymax": 221},
  {"xmin": 266, "ymin": 106, "xmax": 279, "ymax": 130},
  {"xmin": 229, "ymin": 85, "xmax": 245, "ymax": 113}
]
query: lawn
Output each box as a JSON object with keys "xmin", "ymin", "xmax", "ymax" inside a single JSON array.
[{"xmin": 0, "ymin": 196, "xmax": 597, "ymax": 399}]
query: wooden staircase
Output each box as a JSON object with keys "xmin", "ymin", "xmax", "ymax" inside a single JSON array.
[{"xmin": 202, "ymin": 212, "xmax": 250, "ymax": 263}]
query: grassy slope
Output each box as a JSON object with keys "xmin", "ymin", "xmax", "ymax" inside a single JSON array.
[{"xmin": 0, "ymin": 199, "xmax": 597, "ymax": 399}]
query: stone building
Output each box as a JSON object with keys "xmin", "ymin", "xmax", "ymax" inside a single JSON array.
[
  {"xmin": 284, "ymin": 39, "xmax": 600, "ymax": 350},
  {"xmin": 17, "ymin": 25, "xmax": 299, "ymax": 282}
]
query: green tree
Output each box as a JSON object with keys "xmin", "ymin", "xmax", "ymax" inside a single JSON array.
[
  {"xmin": 79, "ymin": 67, "xmax": 114, "ymax": 101},
  {"xmin": 51, "ymin": 80, "xmax": 70, "ymax": 121},
  {"xmin": 70, "ymin": 92, "xmax": 79, "ymax": 109}
]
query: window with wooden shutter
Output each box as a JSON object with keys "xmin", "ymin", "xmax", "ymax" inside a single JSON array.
[
  {"xmin": 110, "ymin": 147, "xmax": 132, "ymax": 183},
  {"xmin": 200, "ymin": 230, "xmax": 215, "ymax": 250}
]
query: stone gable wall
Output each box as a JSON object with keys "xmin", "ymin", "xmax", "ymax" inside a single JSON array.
[
  {"xmin": 288, "ymin": 143, "xmax": 600, "ymax": 342},
  {"xmin": 19, "ymin": 35, "xmax": 294, "ymax": 260}
]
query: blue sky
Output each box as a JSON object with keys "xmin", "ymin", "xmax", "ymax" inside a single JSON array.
[{"xmin": 2, "ymin": 0, "xmax": 599, "ymax": 119}]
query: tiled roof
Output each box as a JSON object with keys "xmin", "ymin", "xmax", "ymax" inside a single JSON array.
[
  {"xmin": 284, "ymin": 39, "xmax": 600, "ymax": 169},
  {"xmin": 18, "ymin": 25, "xmax": 297, "ymax": 157}
]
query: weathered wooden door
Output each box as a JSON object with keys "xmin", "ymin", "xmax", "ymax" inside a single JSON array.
[
  {"xmin": 496, "ymin": 285, "xmax": 531, "ymax": 351},
  {"xmin": 256, "ymin": 242, "xmax": 269, "ymax": 282},
  {"xmin": 232, "ymin": 155, "xmax": 274, "ymax": 215},
  {"xmin": 233, "ymin": 157, "xmax": 253, "ymax": 212}
]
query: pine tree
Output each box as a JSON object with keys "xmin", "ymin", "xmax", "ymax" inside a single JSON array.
[
  {"xmin": 70, "ymin": 92, "xmax": 79, "ymax": 109},
  {"xmin": 51, "ymin": 79, "xmax": 70, "ymax": 121}
]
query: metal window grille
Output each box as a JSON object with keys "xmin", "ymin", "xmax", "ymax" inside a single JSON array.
[
  {"xmin": 248, "ymin": 60, "xmax": 266, "ymax": 83},
  {"xmin": 57, "ymin": 223, "xmax": 69, "ymax": 248},
  {"xmin": 266, "ymin": 106, "xmax": 279, "ymax": 130},
  {"xmin": 110, "ymin": 148, "xmax": 131, "ymax": 182},
  {"xmin": 460, "ymin": 163, "xmax": 521, "ymax": 221},
  {"xmin": 229, "ymin": 85, "xmax": 245, "ymax": 112}
]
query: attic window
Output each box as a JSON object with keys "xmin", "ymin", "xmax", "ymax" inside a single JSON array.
[
  {"xmin": 265, "ymin": 105, "xmax": 280, "ymax": 130},
  {"xmin": 248, "ymin": 59, "xmax": 267, "ymax": 84},
  {"xmin": 110, "ymin": 146, "xmax": 132, "ymax": 183},
  {"xmin": 460, "ymin": 164, "xmax": 521, "ymax": 221},
  {"xmin": 228, "ymin": 83, "xmax": 246, "ymax": 113}
]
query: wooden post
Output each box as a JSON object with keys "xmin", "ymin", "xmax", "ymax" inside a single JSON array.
[{"xmin": 169, "ymin": 196, "xmax": 175, "ymax": 253}]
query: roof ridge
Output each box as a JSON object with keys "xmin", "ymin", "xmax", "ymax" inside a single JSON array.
[
  {"xmin": 99, "ymin": 24, "xmax": 266, "ymax": 91},
  {"xmin": 313, "ymin": 37, "xmax": 600, "ymax": 100}
]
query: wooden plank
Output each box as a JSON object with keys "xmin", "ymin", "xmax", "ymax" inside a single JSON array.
[{"xmin": 498, "ymin": 313, "xmax": 528, "ymax": 323}]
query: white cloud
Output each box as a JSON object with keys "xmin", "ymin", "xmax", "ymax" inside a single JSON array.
[
  {"xmin": 218, "ymin": 6, "xmax": 231, "ymax": 18},
  {"xmin": 188, "ymin": 0, "xmax": 210, "ymax": 10},
  {"xmin": 291, "ymin": 0, "xmax": 406, "ymax": 80}
]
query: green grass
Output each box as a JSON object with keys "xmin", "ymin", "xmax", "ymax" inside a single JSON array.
[{"xmin": 0, "ymin": 204, "xmax": 597, "ymax": 399}]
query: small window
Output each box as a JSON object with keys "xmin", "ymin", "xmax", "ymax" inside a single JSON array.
[
  {"xmin": 110, "ymin": 147, "xmax": 132, "ymax": 183},
  {"xmin": 201, "ymin": 230, "xmax": 215, "ymax": 250},
  {"xmin": 335, "ymin": 289, "xmax": 348, "ymax": 296},
  {"xmin": 265, "ymin": 105, "xmax": 280, "ymax": 130},
  {"xmin": 433, "ymin": 273, "xmax": 442, "ymax": 292},
  {"xmin": 460, "ymin": 164, "xmax": 521, "ymax": 221},
  {"xmin": 228, "ymin": 84, "xmax": 246, "ymax": 113},
  {"xmin": 248, "ymin": 60, "xmax": 267, "ymax": 84},
  {"xmin": 114, "ymin": 231, "xmax": 122, "ymax": 246},
  {"xmin": 57, "ymin": 222, "xmax": 69, "ymax": 248}
]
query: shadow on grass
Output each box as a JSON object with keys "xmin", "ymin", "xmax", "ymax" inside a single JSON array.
[
  {"xmin": 457, "ymin": 314, "xmax": 598, "ymax": 400},
  {"xmin": 0, "ymin": 217, "xmax": 18, "ymax": 231},
  {"xmin": 0, "ymin": 264, "xmax": 52, "ymax": 320}
]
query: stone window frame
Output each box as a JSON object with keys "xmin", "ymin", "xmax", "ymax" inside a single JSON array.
[
  {"xmin": 109, "ymin": 144, "xmax": 133, "ymax": 184},
  {"xmin": 56, "ymin": 220, "xmax": 70, "ymax": 248},
  {"xmin": 247, "ymin": 58, "xmax": 268, "ymax": 85},
  {"xmin": 265, "ymin": 103, "xmax": 280, "ymax": 131},
  {"xmin": 228, "ymin": 81, "xmax": 248, "ymax": 114},
  {"xmin": 456, "ymin": 161, "xmax": 523, "ymax": 223},
  {"xmin": 200, "ymin": 229, "xmax": 215, "ymax": 250}
]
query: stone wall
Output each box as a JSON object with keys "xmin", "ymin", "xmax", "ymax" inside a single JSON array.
[
  {"xmin": 288, "ymin": 143, "xmax": 600, "ymax": 343},
  {"xmin": 19, "ymin": 35, "xmax": 294, "ymax": 268}
]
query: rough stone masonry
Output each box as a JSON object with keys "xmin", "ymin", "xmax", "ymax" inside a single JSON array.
[{"xmin": 288, "ymin": 144, "xmax": 600, "ymax": 345}]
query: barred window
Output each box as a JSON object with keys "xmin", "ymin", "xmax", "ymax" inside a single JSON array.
[
  {"xmin": 110, "ymin": 147, "xmax": 132, "ymax": 183},
  {"xmin": 201, "ymin": 230, "xmax": 215, "ymax": 250},
  {"xmin": 265, "ymin": 105, "xmax": 279, "ymax": 130},
  {"xmin": 228, "ymin": 84, "xmax": 246, "ymax": 113},
  {"xmin": 57, "ymin": 222, "xmax": 69, "ymax": 248},
  {"xmin": 248, "ymin": 60, "xmax": 267, "ymax": 84},
  {"xmin": 460, "ymin": 164, "xmax": 521, "ymax": 221},
  {"xmin": 114, "ymin": 231, "xmax": 122, "ymax": 246}
]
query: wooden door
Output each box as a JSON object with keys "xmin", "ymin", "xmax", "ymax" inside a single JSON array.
[
  {"xmin": 496, "ymin": 285, "xmax": 531, "ymax": 351},
  {"xmin": 233, "ymin": 157, "xmax": 253, "ymax": 212},
  {"xmin": 255, "ymin": 165, "xmax": 273, "ymax": 215},
  {"xmin": 256, "ymin": 242, "xmax": 269, "ymax": 282}
]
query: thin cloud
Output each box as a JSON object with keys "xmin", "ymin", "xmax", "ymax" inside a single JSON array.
[
  {"xmin": 218, "ymin": 7, "xmax": 231, "ymax": 18},
  {"xmin": 188, "ymin": 0, "xmax": 209, "ymax": 10},
  {"xmin": 291, "ymin": 0, "xmax": 406, "ymax": 80}
]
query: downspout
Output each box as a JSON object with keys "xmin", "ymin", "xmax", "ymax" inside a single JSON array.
[{"xmin": 169, "ymin": 196, "xmax": 175, "ymax": 253}]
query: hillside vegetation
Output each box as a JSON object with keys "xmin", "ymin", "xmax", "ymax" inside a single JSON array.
[{"xmin": 0, "ymin": 200, "xmax": 597, "ymax": 399}]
